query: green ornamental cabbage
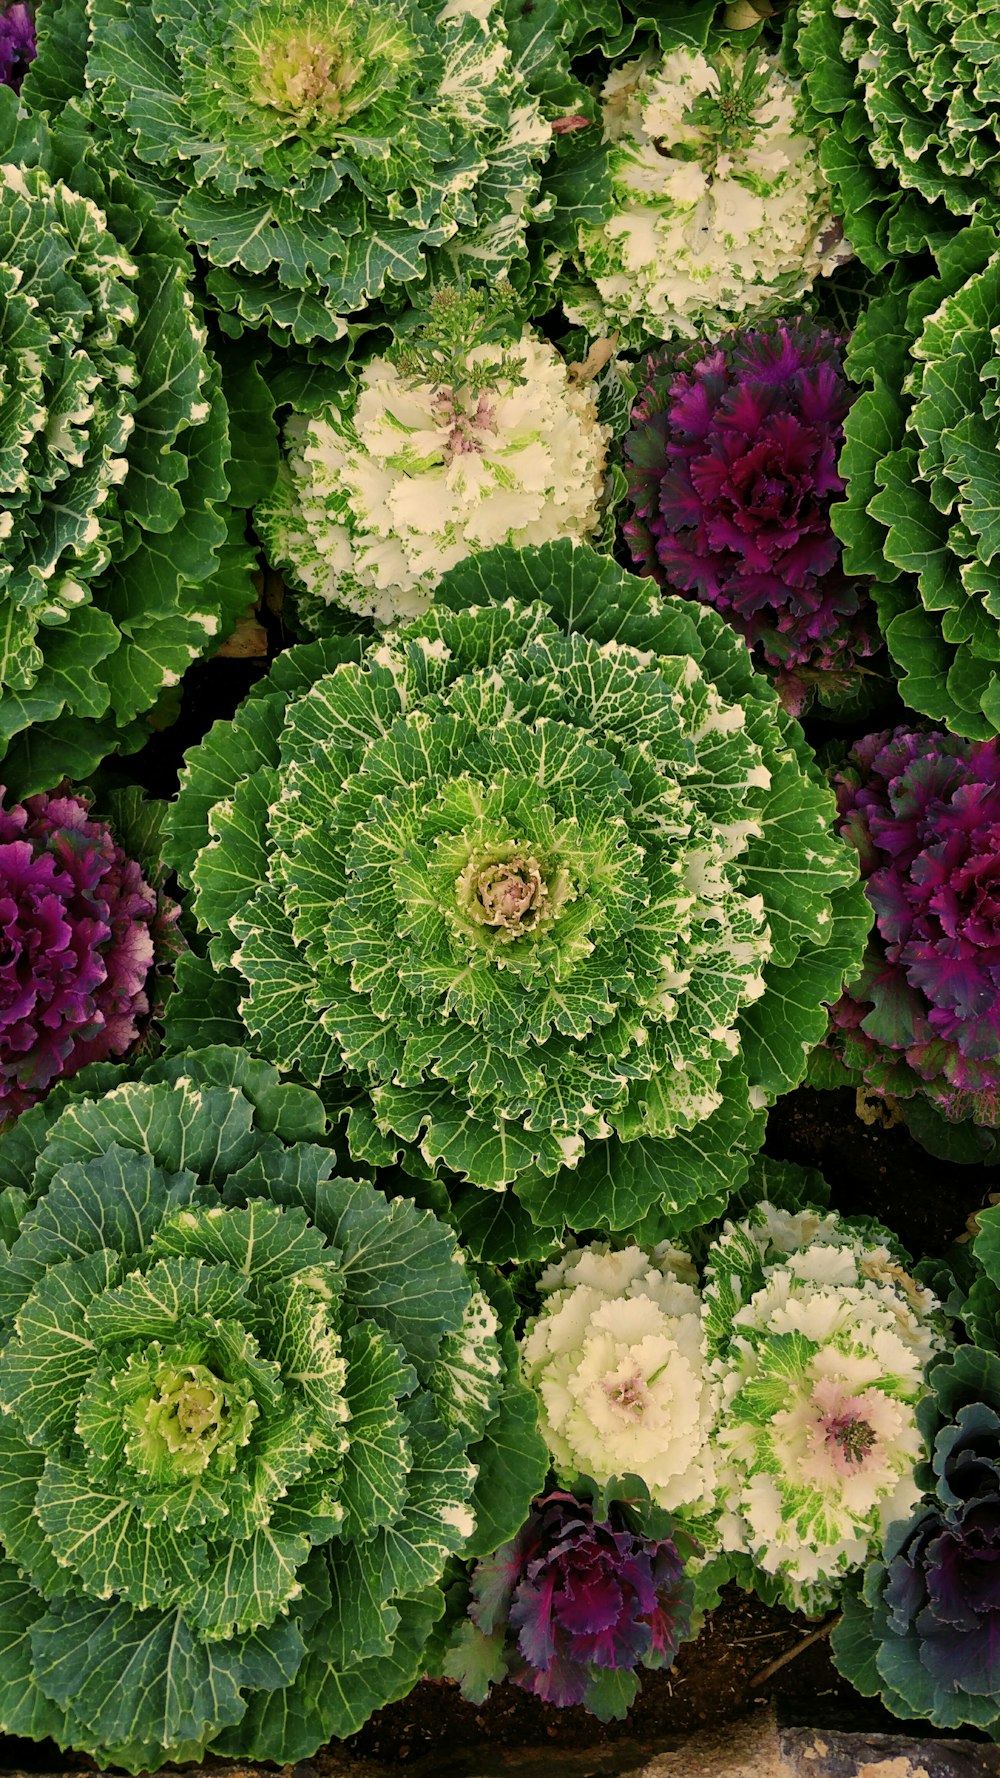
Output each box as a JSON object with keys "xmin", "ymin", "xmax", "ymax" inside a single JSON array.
[
  {"xmin": 25, "ymin": 0, "xmax": 559, "ymax": 350},
  {"xmin": 835, "ymin": 226, "xmax": 1000, "ymax": 736},
  {"xmin": 162, "ymin": 542, "xmax": 869, "ymax": 1261},
  {"xmin": 0, "ymin": 90, "xmax": 265, "ymax": 795},
  {"xmin": 0, "ymin": 1045, "xmax": 546, "ymax": 1768},
  {"xmin": 791, "ymin": 0, "xmax": 1000, "ymax": 271}
]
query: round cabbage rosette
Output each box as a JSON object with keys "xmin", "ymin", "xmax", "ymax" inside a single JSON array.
[
  {"xmin": 623, "ymin": 320, "xmax": 882, "ymax": 718},
  {"xmin": 562, "ymin": 46, "xmax": 849, "ymax": 349},
  {"xmin": 443, "ymin": 1489, "xmax": 693, "ymax": 1717},
  {"xmin": 0, "ymin": 90, "xmax": 261, "ymax": 795},
  {"xmin": 833, "ymin": 229, "xmax": 1000, "ymax": 738},
  {"xmin": 0, "ymin": 1045, "xmax": 546, "ymax": 1769},
  {"xmin": 162, "ymin": 543, "xmax": 866, "ymax": 1261},
  {"xmin": 0, "ymin": 783, "xmax": 181, "ymax": 1123},
  {"xmin": 820, "ymin": 728, "xmax": 1000, "ymax": 1130},
  {"xmin": 26, "ymin": 0, "xmax": 554, "ymax": 348},
  {"xmin": 257, "ymin": 327, "xmax": 610, "ymax": 630},
  {"xmin": 833, "ymin": 1344, "xmax": 1000, "ymax": 1737},
  {"xmin": 792, "ymin": 0, "xmax": 1000, "ymax": 272},
  {"xmin": 704, "ymin": 1201, "xmax": 948, "ymax": 1614},
  {"xmin": 521, "ymin": 1241, "xmax": 717, "ymax": 1515}
]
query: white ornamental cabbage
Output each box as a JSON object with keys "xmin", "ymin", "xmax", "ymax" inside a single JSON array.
[
  {"xmin": 704, "ymin": 1203, "xmax": 947, "ymax": 1613},
  {"xmin": 521, "ymin": 1241, "xmax": 718, "ymax": 1514},
  {"xmin": 565, "ymin": 47, "xmax": 849, "ymax": 347},
  {"xmin": 257, "ymin": 325, "xmax": 609, "ymax": 629}
]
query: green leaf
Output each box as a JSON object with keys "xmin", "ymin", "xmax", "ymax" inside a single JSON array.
[
  {"xmin": 463, "ymin": 1370, "xmax": 549, "ymax": 1560},
  {"xmin": 30, "ymin": 1595, "xmax": 249, "ymax": 1760},
  {"xmin": 338, "ymin": 1323, "xmax": 415, "ymax": 1542}
]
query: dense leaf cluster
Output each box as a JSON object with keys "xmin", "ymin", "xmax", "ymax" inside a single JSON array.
[
  {"xmin": 624, "ymin": 320, "xmax": 881, "ymax": 715},
  {"xmin": 834, "ymin": 229, "xmax": 1000, "ymax": 736},
  {"xmin": 25, "ymin": 0, "xmax": 561, "ymax": 350},
  {"xmin": 821, "ymin": 727, "xmax": 1000, "ymax": 1128},
  {"xmin": 0, "ymin": 90, "xmax": 260, "ymax": 794},
  {"xmin": 162, "ymin": 542, "xmax": 865, "ymax": 1259},
  {"xmin": 0, "ymin": 1046, "xmax": 546, "ymax": 1769}
]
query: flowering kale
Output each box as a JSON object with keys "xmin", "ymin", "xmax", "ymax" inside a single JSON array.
[
  {"xmin": 258, "ymin": 289, "xmax": 610, "ymax": 631},
  {"xmin": 26, "ymin": 0, "xmax": 560, "ymax": 349},
  {"xmin": 561, "ymin": 47, "xmax": 848, "ymax": 349},
  {"xmin": 0, "ymin": 785, "xmax": 180, "ymax": 1123},
  {"xmin": 0, "ymin": 3, "xmax": 34, "ymax": 89},
  {"xmin": 0, "ymin": 1045, "xmax": 546, "ymax": 1769},
  {"xmin": 0, "ymin": 90, "xmax": 262, "ymax": 793},
  {"xmin": 832, "ymin": 230, "xmax": 1000, "ymax": 737},
  {"xmin": 162, "ymin": 542, "xmax": 866, "ymax": 1257},
  {"xmin": 791, "ymin": 0, "xmax": 1000, "ymax": 271},
  {"xmin": 822, "ymin": 727, "xmax": 1000, "ymax": 1128},
  {"xmin": 623, "ymin": 322, "xmax": 881, "ymax": 715},
  {"xmin": 521, "ymin": 1242, "xmax": 717, "ymax": 1516},
  {"xmin": 443, "ymin": 1491, "xmax": 692, "ymax": 1718},
  {"xmin": 833, "ymin": 1344, "xmax": 1000, "ymax": 1735},
  {"xmin": 705, "ymin": 1202, "xmax": 945, "ymax": 1613}
]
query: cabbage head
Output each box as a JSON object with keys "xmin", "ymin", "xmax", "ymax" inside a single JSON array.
[
  {"xmin": 833, "ymin": 1344, "xmax": 1000, "ymax": 1735},
  {"xmin": 835, "ymin": 227, "xmax": 1000, "ymax": 737},
  {"xmin": 0, "ymin": 89, "xmax": 263, "ymax": 795},
  {"xmin": 25, "ymin": 0, "xmax": 557, "ymax": 350},
  {"xmin": 0, "ymin": 1045, "xmax": 546, "ymax": 1768},
  {"xmin": 162, "ymin": 542, "xmax": 868, "ymax": 1262},
  {"xmin": 791, "ymin": 0, "xmax": 1000, "ymax": 271}
]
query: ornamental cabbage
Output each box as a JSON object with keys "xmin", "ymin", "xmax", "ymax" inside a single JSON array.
[
  {"xmin": 623, "ymin": 320, "xmax": 881, "ymax": 716},
  {"xmin": 26, "ymin": 0, "xmax": 556, "ymax": 349},
  {"xmin": 562, "ymin": 47, "xmax": 849, "ymax": 349},
  {"xmin": 520, "ymin": 1241, "xmax": 716, "ymax": 1514},
  {"xmin": 834, "ymin": 228, "xmax": 1000, "ymax": 737},
  {"xmin": 705, "ymin": 1201, "xmax": 947, "ymax": 1613},
  {"xmin": 0, "ymin": 784, "xmax": 180, "ymax": 1123},
  {"xmin": 833, "ymin": 1344, "xmax": 1000, "ymax": 1737},
  {"xmin": 0, "ymin": 1044, "xmax": 546, "ymax": 1769},
  {"xmin": 162, "ymin": 541, "xmax": 867, "ymax": 1258},
  {"xmin": 443, "ymin": 1491, "xmax": 692, "ymax": 1719},
  {"xmin": 0, "ymin": 90, "xmax": 262, "ymax": 795},
  {"xmin": 0, "ymin": 2, "xmax": 33, "ymax": 90},
  {"xmin": 257, "ymin": 290, "xmax": 610, "ymax": 630},
  {"xmin": 821, "ymin": 727, "xmax": 1000, "ymax": 1129},
  {"xmin": 791, "ymin": 0, "xmax": 1000, "ymax": 271}
]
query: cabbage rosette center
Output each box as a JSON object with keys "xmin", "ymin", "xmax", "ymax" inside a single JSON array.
[{"xmin": 164, "ymin": 544, "xmax": 866, "ymax": 1251}]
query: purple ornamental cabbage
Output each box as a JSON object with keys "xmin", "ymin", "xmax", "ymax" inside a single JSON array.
[
  {"xmin": 0, "ymin": 3, "xmax": 34, "ymax": 90},
  {"xmin": 466, "ymin": 1491, "xmax": 691, "ymax": 1713},
  {"xmin": 0, "ymin": 786, "xmax": 181, "ymax": 1121},
  {"xmin": 825, "ymin": 728, "xmax": 1000, "ymax": 1126},
  {"xmin": 832, "ymin": 1348, "xmax": 1000, "ymax": 1735},
  {"xmin": 623, "ymin": 320, "xmax": 880, "ymax": 715}
]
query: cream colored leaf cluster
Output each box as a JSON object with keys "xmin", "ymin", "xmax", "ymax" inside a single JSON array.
[
  {"xmin": 567, "ymin": 47, "xmax": 849, "ymax": 344},
  {"xmin": 520, "ymin": 1240, "xmax": 719, "ymax": 1515},
  {"xmin": 258, "ymin": 330, "xmax": 610, "ymax": 627}
]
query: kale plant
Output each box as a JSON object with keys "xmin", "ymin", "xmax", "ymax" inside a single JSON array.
[
  {"xmin": 833, "ymin": 1344, "xmax": 1000, "ymax": 1735},
  {"xmin": 834, "ymin": 227, "xmax": 1000, "ymax": 736},
  {"xmin": 0, "ymin": 784, "xmax": 181, "ymax": 1122},
  {"xmin": 0, "ymin": 1045, "xmax": 546, "ymax": 1767},
  {"xmin": 0, "ymin": 90, "xmax": 264, "ymax": 794},
  {"xmin": 443, "ymin": 1490, "xmax": 692, "ymax": 1719},
  {"xmin": 25, "ymin": 0, "xmax": 561, "ymax": 349},
  {"xmin": 820, "ymin": 727, "xmax": 1000, "ymax": 1130},
  {"xmin": 624, "ymin": 320, "xmax": 882, "ymax": 717},
  {"xmin": 162, "ymin": 541, "xmax": 868, "ymax": 1261},
  {"xmin": 791, "ymin": 0, "xmax": 1000, "ymax": 270}
]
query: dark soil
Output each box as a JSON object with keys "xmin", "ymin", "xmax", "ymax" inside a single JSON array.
[{"xmin": 765, "ymin": 1084, "xmax": 992, "ymax": 1259}]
